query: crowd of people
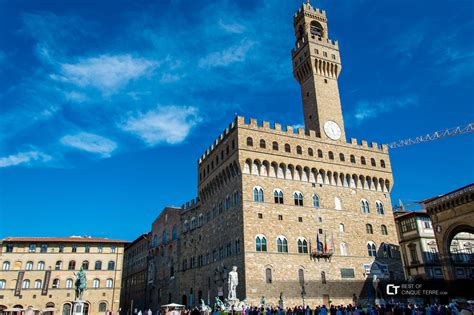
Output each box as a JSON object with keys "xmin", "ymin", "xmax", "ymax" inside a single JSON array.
[{"xmin": 171, "ymin": 302, "xmax": 472, "ymax": 315}]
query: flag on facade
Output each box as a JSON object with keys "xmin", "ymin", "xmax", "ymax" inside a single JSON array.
[
  {"xmin": 324, "ymin": 233, "xmax": 328, "ymax": 253},
  {"xmin": 317, "ymin": 234, "xmax": 321, "ymax": 252}
]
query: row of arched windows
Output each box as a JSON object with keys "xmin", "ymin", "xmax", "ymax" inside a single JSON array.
[
  {"xmin": 246, "ymin": 137, "xmax": 386, "ymax": 168},
  {"xmin": 2, "ymin": 260, "xmax": 113, "ymax": 271},
  {"xmin": 255, "ymin": 235, "xmax": 388, "ymax": 258},
  {"xmin": 199, "ymin": 139, "xmax": 236, "ymax": 181},
  {"xmin": 366, "ymin": 224, "xmax": 389, "ymax": 235},
  {"xmin": 360, "ymin": 199, "xmax": 385, "ymax": 214},
  {"xmin": 0, "ymin": 278, "xmax": 114, "ymax": 290},
  {"xmin": 243, "ymin": 158, "xmax": 391, "ymax": 192}
]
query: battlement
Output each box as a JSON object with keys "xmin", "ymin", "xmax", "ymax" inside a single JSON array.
[
  {"xmin": 198, "ymin": 120, "xmax": 237, "ymax": 165},
  {"xmin": 292, "ymin": 36, "xmax": 339, "ymax": 57},
  {"xmin": 294, "ymin": 3, "xmax": 326, "ymax": 21},
  {"xmin": 181, "ymin": 197, "xmax": 200, "ymax": 211},
  {"xmin": 235, "ymin": 116, "xmax": 388, "ymax": 153}
]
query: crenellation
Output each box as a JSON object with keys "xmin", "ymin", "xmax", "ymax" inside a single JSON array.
[
  {"xmin": 250, "ymin": 118, "xmax": 258, "ymax": 126},
  {"xmin": 371, "ymin": 142, "xmax": 378, "ymax": 150},
  {"xmin": 297, "ymin": 127, "xmax": 305, "ymax": 135},
  {"xmin": 361, "ymin": 140, "xmax": 368, "ymax": 148},
  {"xmin": 262, "ymin": 120, "xmax": 270, "ymax": 128},
  {"xmin": 274, "ymin": 123, "xmax": 282, "ymax": 131},
  {"xmin": 286, "ymin": 125, "xmax": 294, "ymax": 133},
  {"xmin": 350, "ymin": 138, "xmax": 358, "ymax": 145}
]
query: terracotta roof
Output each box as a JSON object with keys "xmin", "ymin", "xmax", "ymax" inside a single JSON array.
[{"xmin": 1, "ymin": 236, "xmax": 129, "ymax": 244}]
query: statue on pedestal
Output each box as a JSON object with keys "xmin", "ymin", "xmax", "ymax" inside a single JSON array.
[
  {"xmin": 228, "ymin": 266, "xmax": 238, "ymax": 301},
  {"xmin": 74, "ymin": 267, "xmax": 87, "ymax": 300}
]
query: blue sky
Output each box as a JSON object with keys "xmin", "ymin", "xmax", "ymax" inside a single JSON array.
[{"xmin": 0, "ymin": 0, "xmax": 473, "ymax": 241}]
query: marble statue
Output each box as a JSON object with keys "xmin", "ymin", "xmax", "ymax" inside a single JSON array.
[{"xmin": 228, "ymin": 266, "xmax": 238, "ymax": 300}]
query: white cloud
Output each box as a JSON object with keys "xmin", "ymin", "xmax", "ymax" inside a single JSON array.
[
  {"xmin": 199, "ymin": 40, "xmax": 255, "ymax": 68},
  {"xmin": 119, "ymin": 106, "xmax": 201, "ymax": 146},
  {"xmin": 218, "ymin": 19, "xmax": 246, "ymax": 34},
  {"xmin": 52, "ymin": 54, "xmax": 156, "ymax": 94},
  {"xmin": 60, "ymin": 132, "xmax": 117, "ymax": 158},
  {"xmin": 352, "ymin": 95, "xmax": 418, "ymax": 125},
  {"xmin": 0, "ymin": 150, "xmax": 52, "ymax": 168}
]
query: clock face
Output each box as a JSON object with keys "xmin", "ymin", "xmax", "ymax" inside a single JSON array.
[{"xmin": 324, "ymin": 121, "xmax": 342, "ymax": 140}]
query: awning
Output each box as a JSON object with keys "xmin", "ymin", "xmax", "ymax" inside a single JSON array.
[{"xmin": 160, "ymin": 303, "xmax": 184, "ymax": 308}]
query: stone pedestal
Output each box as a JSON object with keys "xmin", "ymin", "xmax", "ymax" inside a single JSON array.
[{"xmin": 73, "ymin": 300, "xmax": 85, "ymax": 315}]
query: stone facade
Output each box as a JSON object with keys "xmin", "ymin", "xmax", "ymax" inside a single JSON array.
[
  {"xmin": 0, "ymin": 237, "xmax": 127, "ymax": 315},
  {"xmin": 146, "ymin": 1, "xmax": 405, "ymax": 308},
  {"xmin": 394, "ymin": 209, "xmax": 474, "ymax": 280},
  {"xmin": 422, "ymin": 184, "xmax": 474, "ymax": 280},
  {"xmin": 120, "ymin": 233, "xmax": 150, "ymax": 314}
]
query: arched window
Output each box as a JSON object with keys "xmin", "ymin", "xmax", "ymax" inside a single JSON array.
[
  {"xmin": 350, "ymin": 155, "xmax": 356, "ymax": 164},
  {"xmin": 367, "ymin": 242, "xmax": 377, "ymax": 257},
  {"xmin": 153, "ymin": 234, "xmax": 158, "ymax": 247},
  {"xmin": 317, "ymin": 149, "xmax": 323, "ymax": 158},
  {"xmin": 34, "ymin": 279, "xmax": 42, "ymax": 289},
  {"xmin": 172, "ymin": 225, "xmax": 178, "ymax": 240},
  {"xmin": 277, "ymin": 236, "xmax": 288, "ymax": 253},
  {"xmin": 308, "ymin": 148, "xmax": 314, "ymax": 156},
  {"xmin": 340, "ymin": 242, "xmax": 348, "ymax": 256},
  {"xmin": 366, "ymin": 224, "xmax": 373, "ymax": 234},
  {"xmin": 297, "ymin": 238, "xmax": 308, "ymax": 254},
  {"xmin": 55, "ymin": 261, "xmax": 62, "ymax": 270},
  {"xmin": 376, "ymin": 201, "xmax": 384, "ymax": 215},
  {"xmin": 361, "ymin": 156, "xmax": 366, "ymax": 165},
  {"xmin": 256, "ymin": 235, "xmax": 267, "ymax": 252},
  {"xmin": 328, "ymin": 151, "xmax": 334, "ymax": 160},
  {"xmin": 339, "ymin": 153, "xmax": 345, "ymax": 162},
  {"xmin": 293, "ymin": 192, "xmax": 304, "ymax": 206},
  {"xmin": 253, "ymin": 186, "xmax": 264, "ymax": 202},
  {"xmin": 265, "ymin": 268, "xmax": 272, "ymax": 283},
  {"xmin": 233, "ymin": 190, "xmax": 239, "ymax": 205},
  {"xmin": 371, "ymin": 158, "xmax": 376, "ymax": 167},
  {"xmin": 360, "ymin": 199, "xmax": 370, "ymax": 213},
  {"xmin": 225, "ymin": 194, "xmax": 231, "ymax": 209},
  {"xmin": 92, "ymin": 279, "xmax": 100, "ymax": 288},
  {"xmin": 99, "ymin": 303, "xmax": 107, "ymax": 312},
  {"xmin": 380, "ymin": 160, "xmax": 386, "ymax": 168},
  {"xmin": 66, "ymin": 279, "xmax": 73, "ymax": 289},
  {"xmin": 52, "ymin": 278, "xmax": 60, "ymax": 289},
  {"xmin": 339, "ymin": 223, "xmax": 345, "ymax": 232},
  {"xmin": 106, "ymin": 279, "xmax": 113, "ymax": 288},
  {"xmin": 68, "ymin": 261, "xmax": 76, "ymax": 270},
  {"xmin": 274, "ymin": 189, "xmax": 284, "ymax": 204},
  {"xmin": 296, "ymin": 146, "xmax": 302, "ymax": 154},
  {"xmin": 381, "ymin": 225, "xmax": 388, "ymax": 235},
  {"xmin": 162, "ymin": 230, "xmax": 168, "ymax": 244},
  {"xmin": 260, "ymin": 139, "xmax": 266, "ymax": 149},
  {"xmin": 272, "ymin": 141, "xmax": 279, "ymax": 151},
  {"xmin": 82, "ymin": 260, "xmax": 89, "ymax": 270},
  {"xmin": 37, "ymin": 261, "xmax": 45, "ymax": 270},
  {"xmin": 0, "ymin": 279, "xmax": 5, "ymax": 289},
  {"xmin": 246, "ymin": 137, "xmax": 253, "ymax": 147},
  {"xmin": 334, "ymin": 197, "xmax": 342, "ymax": 210},
  {"xmin": 313, "ymin": 194, "xmax": 320, "ymax": 208},
  {"xmin": 22, "ymin": 279, "xmax": 30, "ymax": 289},
  {"xmin": 62, "ymin": 304, "xmax": 72, "ymax": 315},
  {"xmin": 94, "ymin": 261, "xmax": 102, "ymax": 270},
  {"xmin": 310, "ymin": 20, "xmax": 324, "ymax": 37},
  {"xmin": 26, "ymin": 261, "xmax": 33, "ymax": 270},
  {"xmin": 284, "ymin": 144, "xmax": 291, "ymax": 153},
  {"xmin": 2, "ymin": 261, "xmax": 10, "ymax": 271},
  {"xmin": 108, "ymin": 261, "xmax": 115, "ymax": 271},
  {"xmin": 298, "ymin": 268, "xmax": 305, "ymax": 285}
]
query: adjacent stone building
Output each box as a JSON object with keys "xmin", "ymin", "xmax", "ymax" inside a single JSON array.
[
  {"xmin": 120, "ymin": 233, "xmax": 150, "ymax": 314},
  {"xmin": 147, "ymin": 1, "xmax": 404, "ymax": 308},
  {"xmin": 394, "ymin": 209, "xmax": 474, "ymax": 281},
  {"xmin": 421, "ymin": 184, "xmax": 474, "ymax": 280},
  {"xmin": 0, "ymin": 236, "xmax": 127, "ymax": 315}
]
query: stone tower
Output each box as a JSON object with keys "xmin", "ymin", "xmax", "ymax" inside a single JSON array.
[{"xmin": 292, "ymin": 1, "xmax": 346, "ymax": 142}]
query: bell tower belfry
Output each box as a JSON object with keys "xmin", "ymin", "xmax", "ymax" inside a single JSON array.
[{"xmin": 292, "ymin": 1, "xmax": 346, "ymax": 142}]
